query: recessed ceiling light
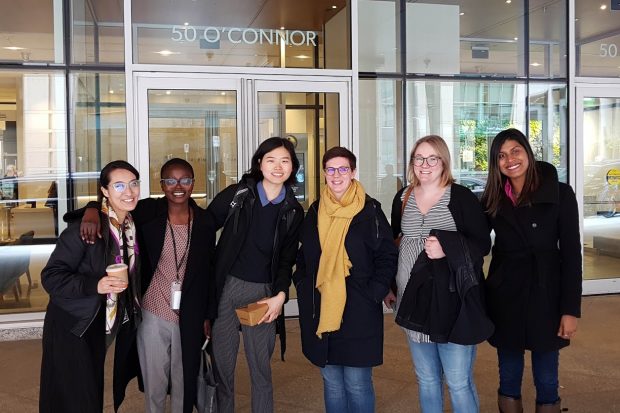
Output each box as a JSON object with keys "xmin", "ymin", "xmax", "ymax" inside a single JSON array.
[
  {"xmin": 531, "ymin": 62, "xmax": 541, "ymax": 67},
  {"xmin": 220, "ymin": 92, "xmax": 226, "ymax": 96},
  {"xmin": 155, "ymin": 50, "xmax": 180, "ymax": 56},
  {"xmin": 184, "ymin": 22, "xmax": 189, "ymax": 26},
  {"xmin": 575, "ymin": 18, "xmax": 579, "ymax": 21},
  {"xmin": 295, "ymin": 55, "xmax": 311, "ymax": 59},
  {"xmin": 165, "ymin": 90, "xmax": 171, "ymax": 95},
  {"xmin": 514, "ymin": 37, "xmax": 518, "ymax": 41},
  {"xmin": 506, "ymin": 0, "xmax": 511, "ymax": 3},
  {"xmin": 3, "ymin": 46, "xmax": 25, "ymax": 51},
  {"xmin": 331, "ymin": 5, "xmax": 337, "ymax": 9},
  {"xmin": 600, "ymin": 4, "xmax": 607, "ymax": 10},
  {"xmin": 460, "ymin": 12, "xmax": 465, "ymax": 16},
  {"xmin": 280, "ymin": 26, "xmax": 285, "ymax": 30},
  {"xmin": 109, "ymin": 90, "xmax": 114, "ymax": 94}
]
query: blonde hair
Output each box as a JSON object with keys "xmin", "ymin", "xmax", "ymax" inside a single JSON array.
[{"xmin": 407, "ymin": 135, "xmax": 455, "ymax": 187}]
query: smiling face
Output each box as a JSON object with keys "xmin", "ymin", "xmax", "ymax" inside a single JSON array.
[
  {"xmin": 498, "ymin": 139, "xmax": 529, "ymax": 184},
  {"xmin": 100, "ymin": 168, "xmax": 139, "ymax": 219},
  {"xmin": 412, "ymin": 142, "xmax": 444, "ymax": 187},
  {"xmin": 260, "ymin": 146, "xmax": 293, "ymax": 187},
  {"xmin": 325, "ymin": 156, "xmax": 356, "ymax": 200},
  {"xmin": 160, "ymin": 164, "xmax": 194, "ymax": 206}
]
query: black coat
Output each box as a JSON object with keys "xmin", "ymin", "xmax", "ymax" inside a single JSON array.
[
  {"xmin": 391, "ymin": 184, "xmax": 492, "ymax": 344},
  {"xmin": 41, "ymin": 218, "xmax": 141, "ymax": 412},
  {"xmin": 206, "ymin": 178, "xmax": 304, "ymax": 357},
  {"xmin": 293, "ymin": 196, "xmax": 398, "ymax": 368},
  {"xmin": 485, "ymin": 161, "xmax": 582, "ymax": 352},
  {"xmin": 134, "ymin": 197, "xmax": 215, "ymax": 413}
]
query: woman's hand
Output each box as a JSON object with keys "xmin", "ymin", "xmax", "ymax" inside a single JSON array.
[
  {"xmin": 384, "ymin": 290, "xmax": 397, "ymax": 310},
  {"xmin": 557, "ymin": 314, "xmax": 578, "ymax": 339},
  {"xmin": 97, "ymin": 276, "xmax": 128, "ymax": 294},
  {"xmin": 81, "ymin": 208, "xmax": 102, "ymax": 244},
  {"xmin": 257, "ymin": 292, "xmax": 286, "ymax": 324},
  {"xmin": 424, "ymin": 236, "xmax": 446, "ymax": 259}
]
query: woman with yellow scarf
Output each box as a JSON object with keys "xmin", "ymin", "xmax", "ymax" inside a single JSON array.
[{"xmin": 293, "ymin": 147, "xmax": 398, "ymax": 413}]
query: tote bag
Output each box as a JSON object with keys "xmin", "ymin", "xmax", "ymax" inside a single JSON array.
[{"xmin": 196, "ymin": 339, "xmax": 217, "ymax": 413}]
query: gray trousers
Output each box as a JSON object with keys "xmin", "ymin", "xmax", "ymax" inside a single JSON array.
[
  {"xmin": 137, "ymin": 309, "xmax": 184, "ymax": 413},
  {"xmin": 212, "ymin": 275, "xmax": 276, "ymax": 413}
]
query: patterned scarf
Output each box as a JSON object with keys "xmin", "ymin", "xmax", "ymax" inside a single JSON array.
[
  {"xmin": 315, "ymin": 179, "xmax": 366, "ymax": 337},
  {"xmin": 102, "ymin": 198, "xmax": 139, "ymax": 344}
]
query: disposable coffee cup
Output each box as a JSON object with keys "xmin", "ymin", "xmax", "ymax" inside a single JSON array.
[{"xmin": 106, "ymin": 263, "xmax": 128, "ymax": 283}]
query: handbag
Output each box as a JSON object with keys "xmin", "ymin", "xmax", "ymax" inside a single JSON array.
[{"xmin": 196, "ymin": 339, "xmax": 218, "ymax": 413}]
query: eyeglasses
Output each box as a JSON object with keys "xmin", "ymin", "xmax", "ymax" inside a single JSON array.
[
  {"xmin": 110, "ymin": 180, "xmax": 140, "ymax": 193},
  {"xmin": 324, "ymin": 166, "xmax": 351, "ymax": 176},
  {"xmin": 160, "ymin": 177, "xmax": 194, "ymax": 187},
  {"xmin": 413, "ymin": 156, "xmax": 441, "ymax": 167}
]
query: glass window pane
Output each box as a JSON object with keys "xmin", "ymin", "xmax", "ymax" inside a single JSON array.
[
  {"xmin": 0, "ymin": 0, "xmax": 64, "ymax": 63},
  {"xmin": 0, "ymin": 71, "xmax": 67, "ymax": 315},
  {"xmin": 528, "ymin": 84, "xmax": 568, "ymax": 181},
  {"xmin": 529, "ymin": 0, "xmax": 567, "ymax": 79},
  {"xmin": 406, "ymin": 81, "xmax": 527, "ymax": 189},
  {"xmin": 258, "ymin": 91, "xmax": 340, "ymax": 209},
  {"xmin": 147, "ymin": 90, "xmax": 238, "ymax": 209},
  {"xmin": 132, "ymin": 0, "xmax": 350, "ymax": 69},
  {"xmin": 358, "ymin": 79, "xmax": 404, "ymax": 218},
  {"xmin": 582, "ymin": 96, "xmax": 620, "ymax": 281},
  {"xmin": 576, "ymin": 0, "xmax": 620, "ymax": 77},
  {"xmin": 71, "ymin": 0, "xmax": 124, "ymax": 64},
  {"xmin": 72, "ymin": 73, "xmax": 127, "ymax": 208},
  {"xmin": 358, "ymin": 0, "xmax": 399, "ymax": 72}
]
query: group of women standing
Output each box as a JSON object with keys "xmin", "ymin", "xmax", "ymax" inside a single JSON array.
[{"xmin": 39, "ymin": 128, "xmax": 581, "ymax": 413}]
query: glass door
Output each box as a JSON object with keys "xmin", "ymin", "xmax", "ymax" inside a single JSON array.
[{"xmin": 576, "ymin": 86, "xmax": 620, "ymax": 294}]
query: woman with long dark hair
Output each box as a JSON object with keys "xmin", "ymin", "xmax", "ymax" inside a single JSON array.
[
  {"xmin": 40, "ymin": 160, "xmax": 142, "ymax": 412},
  {"xmin": 207, "ymin": 137, "xmax": 304, "ymax": 413},
  {"xmin": 481, "ymin": 128, "xmax": 582, "ymax": 413}
]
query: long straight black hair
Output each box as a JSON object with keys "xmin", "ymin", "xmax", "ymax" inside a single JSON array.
[
  {"xmin": 481, "ymin": 128, "xmax": 539, "ymax": 217},
  {"xmin": 243, "ymin": 137, "xmax": 299, "ymax": 186}
]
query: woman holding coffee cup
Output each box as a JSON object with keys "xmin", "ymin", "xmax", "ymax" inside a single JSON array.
[{"xmin": 40, "ymin": 160, "xmax": 142, "ymax": 413}]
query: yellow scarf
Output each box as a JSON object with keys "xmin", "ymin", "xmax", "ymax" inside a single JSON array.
[{"xmin": 316, "ymin": 179, "xmax": 366, "ymax": 337}]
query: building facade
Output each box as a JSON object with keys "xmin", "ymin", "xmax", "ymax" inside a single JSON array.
[{"xmin": 0, "ymin": 0, "xmax": 619, "ymax": 333}]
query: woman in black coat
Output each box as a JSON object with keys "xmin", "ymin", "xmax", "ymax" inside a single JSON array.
[
  {"xmin": 40, "ymin": 160, "xmax": 142, "ymax": 413},
  {"xmin": 293, "ymin": 147, "xmax": 398, "ymax": 413},
  {"xmin": 481, "ymin": 129, "xmax": 582, "ymax": 413},
  {"xmin": 76, "ymin": 158, "xmax": 215, "ymax": 413}
]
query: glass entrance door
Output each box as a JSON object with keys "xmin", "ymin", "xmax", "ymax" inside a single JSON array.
[{"xmin": 576, "ymin": 86, "xmax": 620, "ymax": 294}]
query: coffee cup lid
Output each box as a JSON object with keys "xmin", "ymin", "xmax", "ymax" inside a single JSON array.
[{"xmin": 106, "ymin": 263, "xmax": 128, "ymax": 271}]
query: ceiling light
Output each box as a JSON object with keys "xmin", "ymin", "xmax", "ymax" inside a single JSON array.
[
  {"xmin": 600, "ymin": 4, "xmax": 607, "ymax": 10},
  {"xmin": 514, "ymin": 37, "xmax": 518, "ymax": 41},
  {"xmin": 3, "ymin": 46, "xmax": 25, "ymax": 51},
  {"xmin": 165, "ymin": 90, "xmax": 171, "ymax": 95},
  {"xmin": 109, "ymin": 90, "xmax": 114, "ymax": 94},
  {"xmin": 155, "ymin": 50, "xmax": 180, "ymax": 56},
  {"xmin": 220, "ymin": 92, "xmax": 226, "ymax": 96},
  {"xmin": 295, "ymin": 55, "xmax": 311, "ymax": 59},
  {"xmin": 460, "ymin": 12, "xmax": 465, "ymax": 16},
  {"xmin": 531, "ymin": 62, "xmax": 541, "ymax": 67},
  {"xmin": 506, "ymin": 0, "xmax": 511, "ymax": 3},
  {"xmin": 280, "ymin": 26, "xmax": 286, "ymax": 30},
  {"xmin": 331, "ymin": 5, "xmax": 337, "ymax": 9},
  {"xmin": 184, "ymin": 22, "xmax": 189, "ymax": 26}
]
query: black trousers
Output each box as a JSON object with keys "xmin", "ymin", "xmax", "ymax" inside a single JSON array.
[{"xmin": 40, "ymin": 305, "xmax": 106, "ymax": 413}]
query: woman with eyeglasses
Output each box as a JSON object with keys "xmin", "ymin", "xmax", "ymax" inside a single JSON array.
[
  {"xmin": 384, "ymin": 135, "xmax": 491, "ymax": 413},
  {"xmin": 293, "ymin": 147, "xmax": 398, "ymax": 413},
  {"xmin": 481, "ymin": 129, "xmax": 581, "ymax": 413},
  {"xmin": 70, "ymin": 158, "xmax": 215, "ymax": 413},
  {"xmin": 206, "ymin": 137, "xmax": 304, "ymax": 413},
  {"xmin": 40, "ymin": 160, "xmax": 143, "ymax": 413}
]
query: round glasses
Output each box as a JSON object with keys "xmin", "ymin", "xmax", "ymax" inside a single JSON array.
[
  {"xmin": 413, "ymin": 156, "xmax": 441, "ymax": 167},
  {"xmin": 160, "ymin": 177, "xmax": 194, "ymax": 187},
  {"xmin": 324, "ymin": 166, "xmax": 351, "ymax": 176},
  {"xmin": 110, "ymin": 180, "xmax": 140, "ymax": 193}
]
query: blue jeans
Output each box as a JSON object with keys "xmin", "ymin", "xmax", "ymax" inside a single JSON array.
[
  {"xmin": 320, "ymin": 365, "xmax": 375, "ymax": 413},
  {"xmin": 497, "ymin": 348, "xmax": 559, "ymax": 405},
  {"xmin": 408, "ymin": 340, "xmax": 479, "ymax": 413}
]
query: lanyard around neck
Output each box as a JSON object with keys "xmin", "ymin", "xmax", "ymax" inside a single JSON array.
[{"xmin": 167, "ymin": 207, "xmax": 192, "ymax": 281}]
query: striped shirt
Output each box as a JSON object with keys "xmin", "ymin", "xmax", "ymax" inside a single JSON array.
[{"xmin": 395, "ymin": 186, "xmax": 456, "ymax": 343}]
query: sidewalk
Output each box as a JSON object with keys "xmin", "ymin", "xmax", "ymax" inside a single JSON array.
[{"xmin": 1, "ymin": 294, "xmax": 619, "ymax": 412}]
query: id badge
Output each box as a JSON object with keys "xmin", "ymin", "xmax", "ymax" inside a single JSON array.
[{"xmin": 171, "ymin": 281, "xmax": 182, "ymax": 310}]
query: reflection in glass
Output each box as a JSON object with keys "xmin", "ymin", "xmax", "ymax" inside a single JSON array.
[
  {"xmin": 358, "ymin": 0, "xmax": 399, "ymax": 72},
  {"xmin": 147, "ymin": 90, "xmax": 238, "ymax": 208},
  {"xmin": 576, "ymin": 0, "xmax": 620, "ymax": 77},
  {"xmin": 0, "ymin": 71, "xmax": 67, "ymax": 314},
  {"xmin": 258, "ymin": 91, "xmax": 340, "ymax": 208},
  {"xmin": 72, "ymin": 73, "xmax": 127, "ymax": 208},
  {"xmin": 358, "ymin": 79, "xmax": 404, "ymax": 218},
  {"xmin": 131, "ymin": 0, "xmax": 350, "ymax": 69},
  {"xmin": 582, "ymin": 97, "xmax": 620, "ymax": 281},
  {"xmin": 71, "ymin": 0, "xmax": 125, "ymax": 64}
]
